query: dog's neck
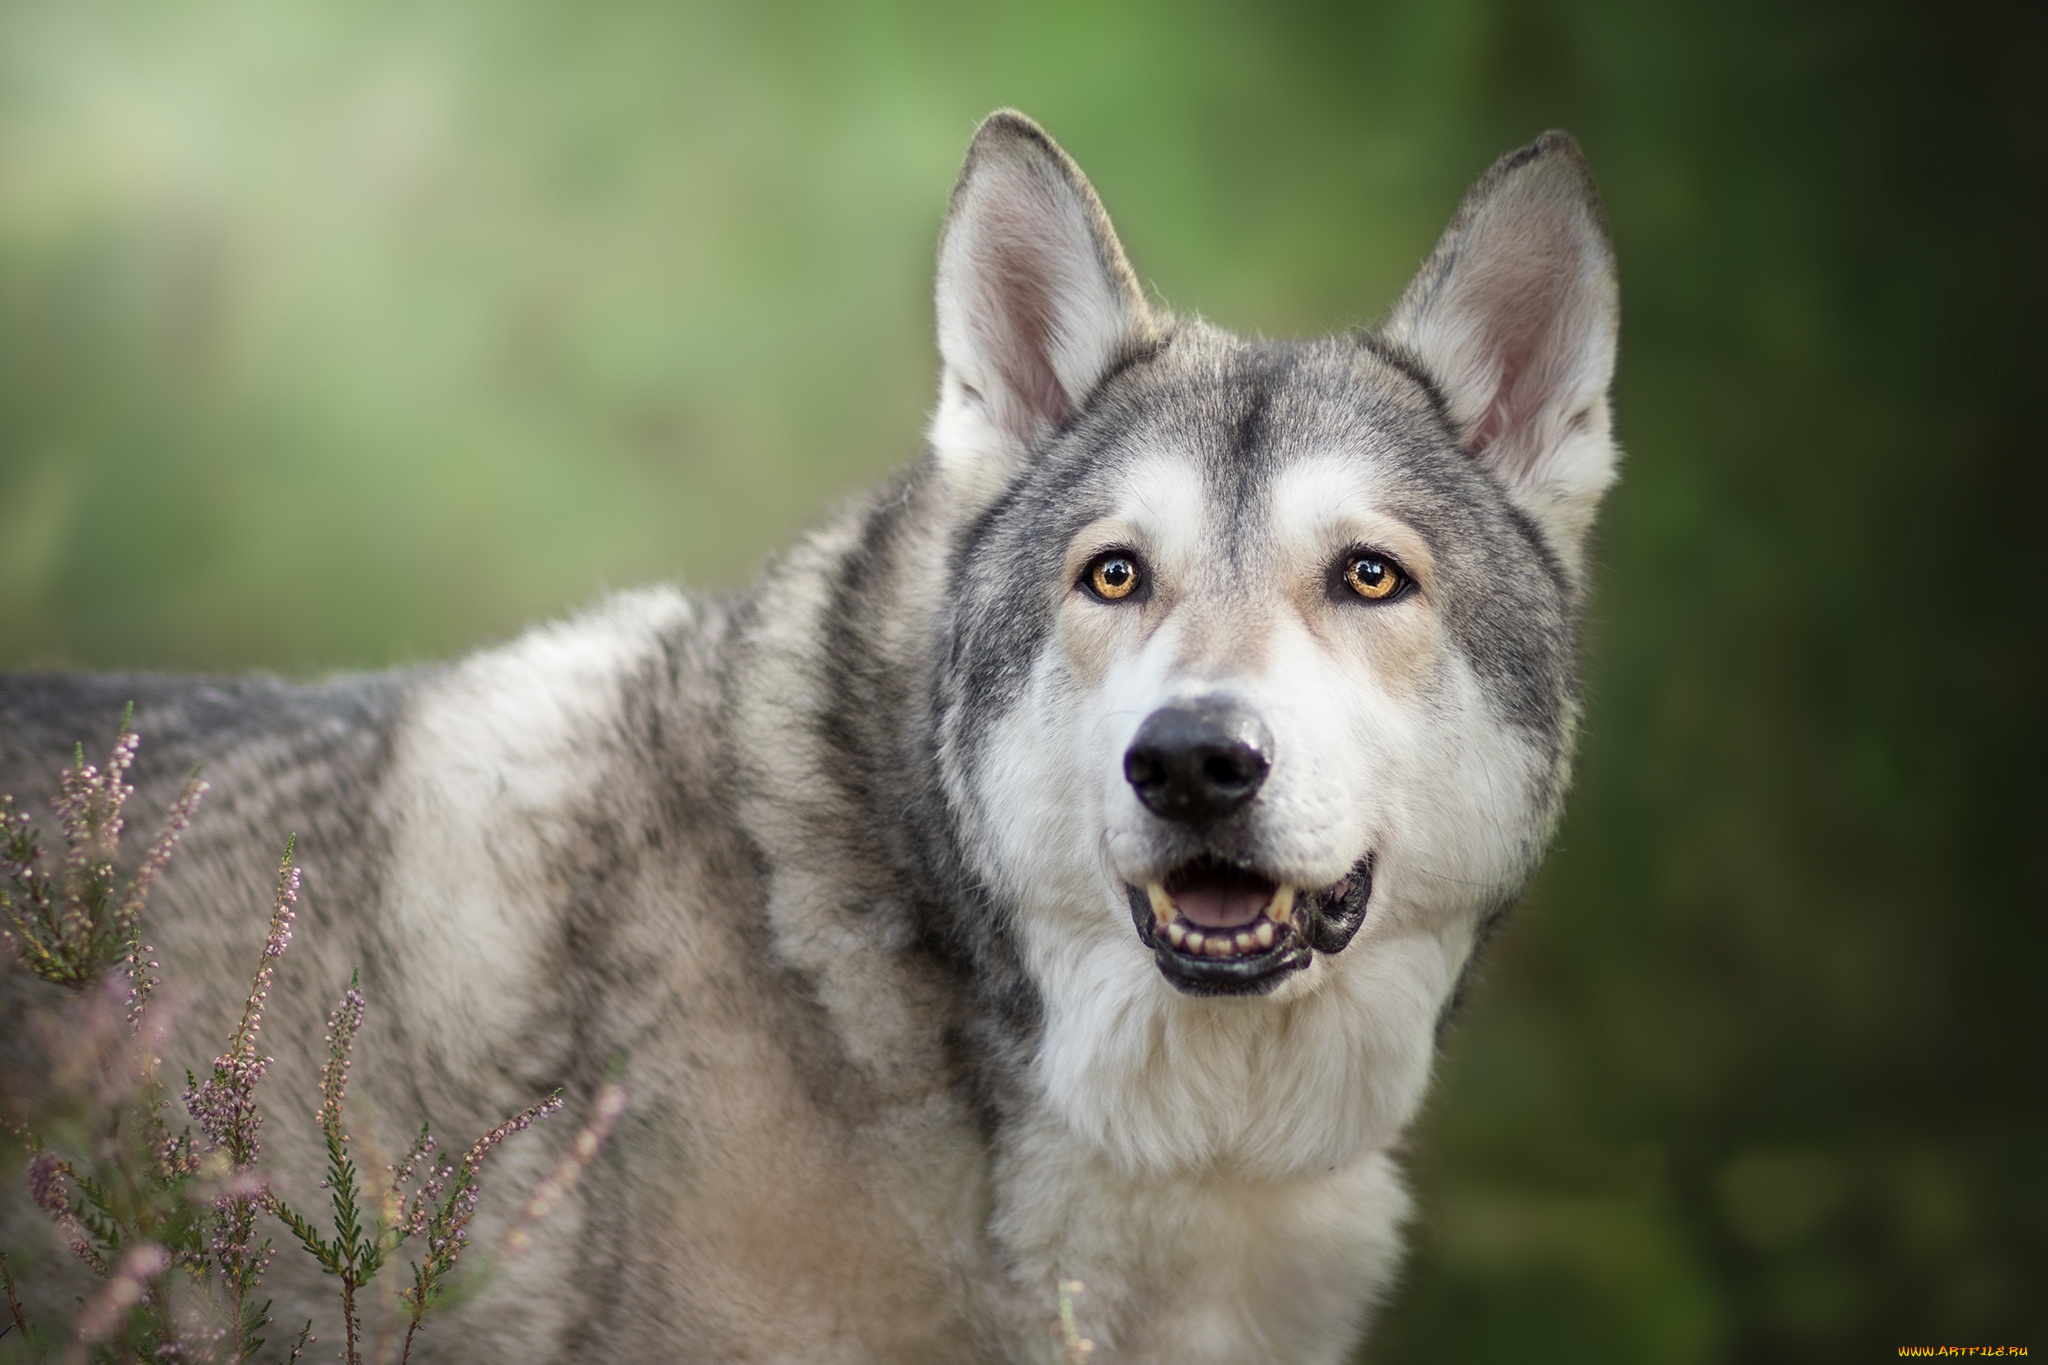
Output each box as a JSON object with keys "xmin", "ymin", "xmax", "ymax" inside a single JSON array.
[{"xmin": 722, "ymin": 464, "xmax": 1043, "ymax": 1130}]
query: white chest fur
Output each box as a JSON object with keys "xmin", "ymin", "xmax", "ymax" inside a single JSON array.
[{"xmin": 991, "ymin": 1114, "xmax": 1412, "ymax": 1364}]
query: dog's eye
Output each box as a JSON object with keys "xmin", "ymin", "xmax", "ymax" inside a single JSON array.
[
  {"xmin": 1341, "ymin": 551, "xmax": 1406, "ymax": 602},
  {"xmin": 1083, "ymin": 552, "xmax": 1143, "ymax": 602}
]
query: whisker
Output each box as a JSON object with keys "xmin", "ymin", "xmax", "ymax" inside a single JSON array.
[{"xmin": 1411, "ymin": 864, "xmax": 1487, "ymax": 888}]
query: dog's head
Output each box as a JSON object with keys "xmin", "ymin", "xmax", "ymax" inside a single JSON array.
[{"xmin": 923, "ymin": 112, "xmax": 1617, "ymax": 1166}]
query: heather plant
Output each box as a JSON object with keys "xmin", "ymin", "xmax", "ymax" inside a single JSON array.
[
  {"xmin": 0, "ymin": 707, "xmax": 202, "ymax": 1006},
  {"xmin": 2, "ymin": 718, "xmax": 587, "ymax": 1363},
  {"xmin": 264, "ymin": 974, "xmax": 562, "ymax": 1364},
  {"xmin": 177, "ymin": 844, "xmax": 304, "ymax": 1361}
]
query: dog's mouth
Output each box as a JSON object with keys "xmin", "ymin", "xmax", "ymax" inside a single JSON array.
[{"xmin": 1125, "ymin": 855, "xmax": 1374, "ymax": 997}]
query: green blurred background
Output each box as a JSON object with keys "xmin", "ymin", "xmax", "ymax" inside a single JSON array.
[{"xmin": 2, "ymin": 0, "xmax": 2040, "ymax": 1358}]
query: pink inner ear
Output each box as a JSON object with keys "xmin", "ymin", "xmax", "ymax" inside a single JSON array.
[
  {"xmin": 1459, "ymin": 230, "xmax": 1584, "ymax": 474},
  {"xmin": 974, "ymin": 192, "xmax": 1076, "ymax": 433},
  {"xmin": 989, "ymin": 255, "xmax": 1073, "ymax": 431},
  {"xmin": 1468, "ymin": 349, "xmax": 1525, "ymax": 456}
]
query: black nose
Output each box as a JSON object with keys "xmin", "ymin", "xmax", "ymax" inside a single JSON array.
[{"xmin": 1123, "ymin": 700, "xmax": 1273, "ymax": 822}]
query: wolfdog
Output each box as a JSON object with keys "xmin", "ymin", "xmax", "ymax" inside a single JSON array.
[{"xmin": 2, "ymin": 111, "xmax": 1618, "ymax": 1361}]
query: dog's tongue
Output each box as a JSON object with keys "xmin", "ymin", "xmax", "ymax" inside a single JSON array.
[{"xmin": 1171, "ymin": 875, "xmax": 1273, "ymax": 929}]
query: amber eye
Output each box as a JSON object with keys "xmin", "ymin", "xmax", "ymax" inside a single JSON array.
[
  {"xmin": 1084, "ymin": 553, "xmax": 1142, "ymax": 601},
  {"xmin": 1342, "ymin": 551, "xmax": 1406, "ymax": 601}
]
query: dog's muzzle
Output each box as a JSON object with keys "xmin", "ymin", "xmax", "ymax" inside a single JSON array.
[{"xmin": 1119, "ymin": 699, "xmax": 1372, "ymax": 994}]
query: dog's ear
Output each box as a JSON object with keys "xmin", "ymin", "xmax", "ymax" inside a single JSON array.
[
  {"xmin": 930, "ymin": 111, "xmax": 1158, "ymax": 506},
  {"xmin": 1385, "ymin": 132, "xmax": 1619, "ymax": 571}
]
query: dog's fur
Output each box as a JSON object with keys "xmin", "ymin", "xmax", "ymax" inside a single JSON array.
[{"xmin": 1, "ymin": 112, "xmax": 1618, "ymax": 1362}]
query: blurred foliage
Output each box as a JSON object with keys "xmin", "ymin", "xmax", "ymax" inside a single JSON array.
[{"xmin": 1, "ymin": 0, "xmax": 2041, "ymax": 1359}]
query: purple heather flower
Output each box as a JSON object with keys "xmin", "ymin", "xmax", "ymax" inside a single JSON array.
[
  {"xmin": 26, "ymin": 1149, "xmax": 66, "ymax": 1216},
  {"xmin": 461, "ymin": 1091, "xmax": 565, "ymax": 1172},
  {"xmin": 27, "ymin": 1150, "xmax": 103, "ymax": 1272},
  {"xmin": 503, "ymin": 1082, "xmax": 627, "ymax": 1259},
  {"xmin": 436, "ymin": 1093, "xmax": 566, "ymax": 1247},
  {"xmin": 186, "ymin": 850, "xmax": 301, "ymax": 1167},
  {"xmin": 53, "ymin": 728, "xmax": 138, "ymax": 942},
  {"xmin": 117, "ymin": 774, "xmax": 207, "ymax": 1026},
  {"xmin": 317, "ymin": 986, "xmax": 367, "ymax": 1137},
  {"xmin": 74, "ymin": 1239, "xmax": 169, "ymax": 1345}
]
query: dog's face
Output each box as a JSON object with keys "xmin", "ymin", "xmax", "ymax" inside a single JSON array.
[
  {"xmin": 926, "ymin": 114, "xmax": 1617, "ymax": 1169},
  {"xmin": 948, "ymin": 337, "xmax": 1580, "ymax": 1000}
]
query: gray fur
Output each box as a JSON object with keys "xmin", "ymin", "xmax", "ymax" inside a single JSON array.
[{"xmin": 2, "ymin": 111, "xmax": 1618, "ymax": 1362}]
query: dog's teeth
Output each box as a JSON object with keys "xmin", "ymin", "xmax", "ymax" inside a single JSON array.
[
  {"xmin": 1268, "ymin": 885, "xmax": 1297, "ymax": 927},
  {"xmin": 1184, "ymin": 930, "xmax": 1206, "ymax": 953},
  {"xmin": 1234, "ymin": 931, "xmax": 1256, "ymax": 953},
  {"xmin": 1254, "ymin": 921, "xmax": 1275, "ymax": 949},
  {"xmin": 1146, "ymin": 882, "xmax": 1174, "ymax": 932},
  {"xmin": 1165, "ymin": 921, "xmax": 1186, "ymax": 948},
  {"xmin": 1203, "ymin": 935, "xmax": 1231, "ymax": 958}
]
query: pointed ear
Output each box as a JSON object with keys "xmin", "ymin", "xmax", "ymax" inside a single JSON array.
[
  {"xmin": 1384, "ymin": 132, "xmax": 1620, "ymax": 570},
  {"xmin": 929, "ymin": 111, "xmax": 1159, "ymax": 505}
]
